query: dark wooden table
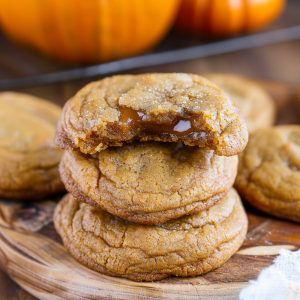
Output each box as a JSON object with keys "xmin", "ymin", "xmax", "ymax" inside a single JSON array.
[{"xmin": 0, "ymin": 1, "xmax": 300, "ymax": 299}]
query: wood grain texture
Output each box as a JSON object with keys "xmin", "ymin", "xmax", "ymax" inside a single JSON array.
[
  {"xmin": 0, "ymin": 199, "xmax": 300, "ymax": 300},
  {"xmin": 0, "ymin": 79, "xmax": 300, "ymax": 300},
  {"xmin": 0, "ymin": 268, "xmax": 37, "ymax": 300}
]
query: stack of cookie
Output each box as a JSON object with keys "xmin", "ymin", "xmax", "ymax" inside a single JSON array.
[{"xmin": 53, "ymin": 73, "xmax": 248, "ymax": 281}]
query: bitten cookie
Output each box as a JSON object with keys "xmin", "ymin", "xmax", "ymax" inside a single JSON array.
[
  {"xmin": 0, "ymin": 92, "xmax": 65, "ymax": 200},
  {"xmin": 205, "ymin": 73, "xmax": 276, "ymax": 133},
  {"xmin": 235, "ymin": 125, "xmax": 300, "ymax": 222},
  {"xmin": 60, "ymin": 142, "xmax": 238, "ymax": 224},
  {"xmin": 54, "ymin": 73, "xmax": 248, "ymax": 156},
  {"xmin": 54, "ymin": 189, "xmax": 247, "ymax": 281}
]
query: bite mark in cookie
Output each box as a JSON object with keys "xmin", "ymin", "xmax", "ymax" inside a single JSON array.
[{"xmin": 54, "ymin": 73, "xmax": 248, "ymax": 156}]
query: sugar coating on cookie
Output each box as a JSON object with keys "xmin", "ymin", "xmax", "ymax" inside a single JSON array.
[
  {"xmin": 205, "ymin": 73, "xmax": 276, "ymax": 133},
  {"xmin": 54, "ymin": 73, "xmax": 248, "ymax": 156},
  {"xmin": 0, "ymin": 92, "xmax": 65, "ymax": 200},
  {"xmin": 235, "ymin": 125, "xmax": 300, "ymax": 222},
  {"xmin": 60, "ymin": 142, "xmax": 238, "ymax": 224},
  {"xmin": 54, "ymin": 189, "xmax": 247, "ymax": 281}
]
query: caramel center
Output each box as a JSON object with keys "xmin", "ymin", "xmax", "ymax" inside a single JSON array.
[{"xmin": 118, "ymin": 106, "xmax": 201, "ymax": 137}]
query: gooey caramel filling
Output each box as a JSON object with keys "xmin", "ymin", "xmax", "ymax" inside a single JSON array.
[{"xmin": 118, "ymin": 106, "xmax": 204, "ymax": 137}]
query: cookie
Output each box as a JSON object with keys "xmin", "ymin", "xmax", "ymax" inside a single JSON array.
[
  {"xmin": 54, "ymin": 189, "xmax": 247, "ymax": 281},
  {"xmin": 0, "ymin": 92, "xmax": 65, "ymax": 200},
  {"xmin": 60, "ymin": 142, "xmax": 238, "ymax": 224},
  {"xmin": 235, "ymin": 125, "xmax": 300, "ymax": 222},
  {"xmin": 54, "ymin": 73, "xmax": 248, "ymax": 156},
  {"xmin": 205, "ymin": 74, "xmax": 276, "ymax": 133}
]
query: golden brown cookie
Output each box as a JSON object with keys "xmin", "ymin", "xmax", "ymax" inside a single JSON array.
[
  {"xmin": 54, "ymin": 189, "xmax": 247, "ymax": 281},
  {"xmin": 54, "ymin": 73, "xmax": 248, "ymax": 156},
  {"xmin": 60, "ymin": 142, "xmax": 238, "ymax": 224},
  {"xmin": 205, "ymin": 73, "xmax": 276, "ymax": 133},
  {"xmin": 0, "ymin": 92, "xmax": 65, "ymax": 200},
  {"xmin": 235, "ymin": 125, "xmax": 300, "ymax": 222}
]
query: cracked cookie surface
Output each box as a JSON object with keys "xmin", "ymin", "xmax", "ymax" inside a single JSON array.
[
  {"xmin": 60, "ymin": 141, "xmax": 238, "ymax": 224},
  {"xmin": 205, "ymin": 74, "xmax": 276, "ymax": 133},
  {"xmin": 54, "ymin": 73, "xmax": 248, "ymax": 156},
  {"xmin": 235, "ymin": 125, "xmax": 300, "ymax": 222},
  {"xmin": 54, "ymin": 189, "xmax": 247, "ymax": 281},
  {"xmin": 0, "ymin": 92, "xmax": 65, "ymax": 200}
]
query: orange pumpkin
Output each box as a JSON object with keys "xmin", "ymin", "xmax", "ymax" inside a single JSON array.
[
  {"xmin": 175, "ymin": 0, "xmax": 286, "ymax": 36},
  {"xmin": 0, "ymin": 0, "xmax": 180, "ymax": 63}
]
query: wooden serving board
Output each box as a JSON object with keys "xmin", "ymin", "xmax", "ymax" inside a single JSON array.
[{"xmin": 1, "ymin": 79, "xmax": 300, "ymax": 300}]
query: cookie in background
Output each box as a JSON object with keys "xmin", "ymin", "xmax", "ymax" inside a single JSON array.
[
  {"xmin": 205, "ymin": 73, "xmax": 276, "ymax": 133},
  {"xmin": 0, "ymin": 92, "xmax": 65, "ymax": 200},
  {"xmin": 235, "ymin": 125, "xmax": 300, "ymax": 222}
]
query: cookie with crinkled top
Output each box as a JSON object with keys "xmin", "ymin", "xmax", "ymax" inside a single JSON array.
[
  {"xmin": 205, "ymin": 73, "xmax": 276, "ymax": 133},
  {"xmin": 235, "ymin": 125, "xmax": 300, "ymax": 222},
  {"xmin": 0, "ymin": 92, "xmax": 65, "ymax": 200},
  {"xmin": 60, "ymin": 141, "xmax": 238, "ymax": 224},
  {"xmin": 54, "ymin": 189, "xmax": 247, "ymax": 281},
  {"xmin": 54, "ymin": 73, "xmax": 248, "ymax": 156}
]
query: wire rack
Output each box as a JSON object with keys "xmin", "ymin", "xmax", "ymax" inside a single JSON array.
[{"xmin": 0, "ymin": 0, "xmax": 299, "ymax": 89}]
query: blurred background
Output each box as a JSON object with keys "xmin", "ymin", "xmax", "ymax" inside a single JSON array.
[{"xmin": 0, "ymin": 0, "xmax": 299, "ymax": 107}]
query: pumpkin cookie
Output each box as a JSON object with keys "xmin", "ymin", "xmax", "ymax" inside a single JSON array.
[
  {"xmin": 54, "ymin": 189, "xmax": 247, "ymax": 281},
  {"xmin": 54, "ymin": 73, "xmax": 248, "ymax": 156},
  {"xmin": 205, "ymin": 74, "xmax": 276, "ymax": 133},
  {"xmin": 60, "ymin": 142, "xmax": 238, "ymax": 224},
  {"xmin": 235, "ymin": 125, "xmax": 300, "ymax": 222},
  {"xmin": 0, "ymin": 92, "xmax": 65, "ymax": 200}
]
